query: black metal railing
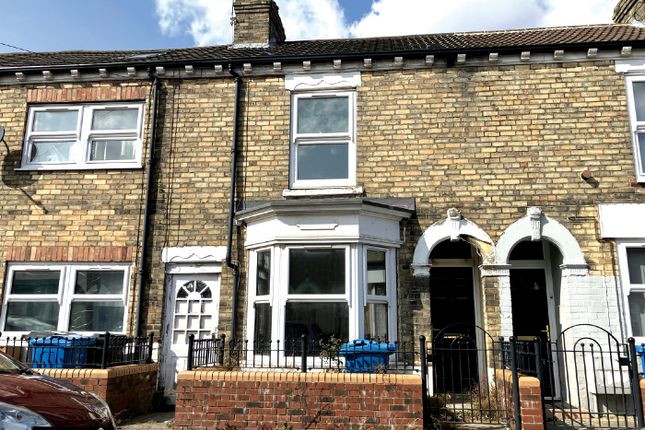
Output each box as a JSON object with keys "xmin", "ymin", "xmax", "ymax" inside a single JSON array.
[
  {"xmin": 187, "ymin": 334, "xmax": 421, "ymax": 374},
  {"xmin": 0, "ymin": 332, "xmax": 154, "ymax": 369},
  {"xmin": 429, "ymin": 326, "xmax": 513, "ymax": 427}
]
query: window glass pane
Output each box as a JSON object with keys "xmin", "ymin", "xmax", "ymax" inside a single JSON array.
[
  {"xmin": 629, "ymin": 292, "xmax": 645, "ymax": 336},
  {"xmin": 256, "ymin": 251, "xmax": 271, "ymax": 296},
  {"xmin": 68, "ymin": 302, "xmax": 124, "ymax": 331},
  {"xmin": 89, "ymin": 140, "xmax": 136, "ymax": 161},
  {"xmin": 364, "ymin": 303, "xmax": 388, "ymax": 340},
  {"xmin": 5, "ymin": 302, "xmax": 59, "ymax": 331},
  {"xmin": 638, "ymin": 134, "xmax": 645, "ymax": 175},
  {"xmin": 367, "ymin": 250, "xmax": 387, "ymax": 296},
  {"xmin": 75, "ymin": 270, "xmax": 124, "ymax": 294},
  {"xmin": 91, "ymin": 108, "xmax": 139, "ymax": 130},
  {"xmin": 627, "ymin": 248, "xmax": 645, "ymax": 285},
  {"xmin": 32, "ymin": 110, "xmax": 78, "ymax": 132},
  {"xmin": 285, "ymin": 302, "xmax": 348, "ymax": 347},
  {"xmin": 254, "ymin": 303, "xmax": 272, "ymax": 343},
  {"xmin": 11, "ymin": 271, "xmax": 60, "ymax": 294},
  {"xmin": 297, "ymin": 96, "xmax": 348, "ymax": 134},
  {"xmin": 29, "ymin": 141, "xmax": 74, "ymax": 163},
  {"xmin": 633, "ymin": 82, "xmax": 645, "ymax": 122},
  {"xmin": 289, "ymin": 249, "xmax": 345, "ymax": 294},
  {"xmin": 430, "ymin": 239, "xmax": 473, "ymax": 259},
  {"xmin": 509, "ymin": 240, "xmax": 544, "ymax": 260},
  {"xmin": 297, "ymin": 143, "xmax": 348, "ymax": 180}
]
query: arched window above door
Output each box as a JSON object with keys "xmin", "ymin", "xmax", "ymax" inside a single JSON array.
[
  {"xmin": 496, "ymin": 207, "xmax": 587, "ymax": 277},
  {"xmin": 412, "ymin": 209, "xmax": 494, "ymax": 277}
]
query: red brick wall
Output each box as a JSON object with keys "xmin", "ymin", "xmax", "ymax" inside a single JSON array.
[
  {"xmin": 40, "ymin": 363, "xmax": 158, "ymax": 421},
  {"xmin": 175, "ymin": 370, "xmax": 423, "ymax": 430},
  {"xmin": 496, "ymin": 369, "xmax": 544, "ymax": 430},
  {"xmin": 5, "ymin": 245, "xmax": 134, "ymax": 262}
]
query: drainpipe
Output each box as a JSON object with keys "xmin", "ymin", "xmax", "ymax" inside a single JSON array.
[
  {"xmin": 226, "ymin": 68, "xmax": 242, "ymax": 344},
  {"xmin": 136, "ymin": 72, "xmax": 160, "ymax": 336}
]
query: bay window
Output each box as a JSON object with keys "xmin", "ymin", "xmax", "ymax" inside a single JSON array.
[
  {"xmin": 1, "ymin": 263, "xmax": 130, "ymax": 334},
  {"xmin": 248, "ymin": 244, "xmax": 396, "ymax": 352},
  {"xmin": 239, "ymin": 198, "xmax": 412, "ymax": 356}
]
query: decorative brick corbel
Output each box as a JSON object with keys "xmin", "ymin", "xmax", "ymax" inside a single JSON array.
[
  {"xmin": 527, "ymin": 207, "xmax": 542, "ymax": 241},
  {"xmin": 447, "ymin": 207, "xmax": 462, "ymax": 242}
]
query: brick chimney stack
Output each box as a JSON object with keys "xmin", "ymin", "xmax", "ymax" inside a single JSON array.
[
  {"xmin": 232, "ymin": 0, "xmax": 286, "ymax": 47},
  {"xmin": 614, "ymin": 0, "xmax": 645, "ymax": 24}
]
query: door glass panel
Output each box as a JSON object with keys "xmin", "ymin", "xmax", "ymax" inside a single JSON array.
[{"xmin": 289, "ymin": 249, "xmax": 345, "ymax": 294}]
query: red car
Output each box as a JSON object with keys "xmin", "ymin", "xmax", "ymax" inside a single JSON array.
[{"xmin": 0, "ymin": 351, "xmax": 116, "ymax": 429}]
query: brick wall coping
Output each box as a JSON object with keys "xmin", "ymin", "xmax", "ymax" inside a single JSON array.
[
  {"xmin": 497, "ymin": 368, "xmax": 540, "ymax": 386},
  {"xmin": 178, "ymin": 369, "xmax": 421, "ymax": 385},
  {"xmin": 39, "ymin": 363, "xmax": 158, "ymax": 380}
]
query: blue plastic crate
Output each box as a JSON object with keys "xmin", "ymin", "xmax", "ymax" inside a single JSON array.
[
  {"xmin": 29, "ymin": 335, "xmax": 97, "ymax": 369},
  {"xmin": 339, "ymin": 339, "xmax": 396, "ymax": 373},
  {"xmin": 636, "ymin": 344, "xmax": 645, "ymax": 377}
]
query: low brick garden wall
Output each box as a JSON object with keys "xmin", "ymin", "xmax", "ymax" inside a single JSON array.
[
  {"xmin": 175, "ymin": 370, "xmax": 423, "ymax": 429},
  {"xmin": 496, "ymin": 369, "xmax": 543, "ymax": 430},
  {"xmin": 40, "ymin": 363, "xmax": 158, "ymax": 421}
]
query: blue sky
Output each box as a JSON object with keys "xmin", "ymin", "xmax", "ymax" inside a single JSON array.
[{"xmin": 0, "ymin": 0, "xmax": 617, "ymax": 54}]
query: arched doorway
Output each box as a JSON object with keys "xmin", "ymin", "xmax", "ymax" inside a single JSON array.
[
  {"xmin": 508, "ymin": 239, "xmax": 560, "ymax": 346},
  {"xmin": 429, "ymin": 238, "xmax": 483, "ymax": 393}
]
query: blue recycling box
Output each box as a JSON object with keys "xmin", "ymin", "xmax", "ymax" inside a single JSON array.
[
  {"xmin": 29, "ymin": 335, "xmax": 97, "ymax": 369},
  {"xmin": 636, "ymin": 344, "xmax": 645, "ymax": 377},
  {"xmin": 339, "ymin": 339, "xmax": 396, "ymax": 373}
]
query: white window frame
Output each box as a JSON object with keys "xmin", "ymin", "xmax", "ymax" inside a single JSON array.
[
  {"xmin": 363, "ymin": 246, "xmax": 396, "ymax": 340},
  {"xmin": 289, "ymin": 91, "xmax": 356, "ymax": 189},
  {"xmin": 624, "ymin": 75, "xmax": 645, "ymax": 182},
  {"xmin": 1, "ymin": 263, "xmax": 130, "ymax": 335},
  {"xmin": 247, "ymin": 244, "xmax": 398, "ymax": 353},
  {"xmin": 618, "ymin": 241, "xmax": 645, "ymax": 342},
  {"xmin": 21, "ymin": 102, "xmax": 145, "ymax": 170}
]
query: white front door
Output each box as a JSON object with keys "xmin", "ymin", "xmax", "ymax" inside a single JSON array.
[{"xmin": 161, "ymin": 273, "xmax": 220, "ymax": 402}]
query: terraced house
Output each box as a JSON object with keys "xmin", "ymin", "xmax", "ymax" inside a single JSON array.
[{"xmin": 1, "ymin": 0, "xmax": 645, "ymax": 428}]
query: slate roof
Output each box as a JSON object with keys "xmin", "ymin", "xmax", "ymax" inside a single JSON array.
[{"xmin": 2, "ymin": 24, "xmax": 645, "ymax": 70}]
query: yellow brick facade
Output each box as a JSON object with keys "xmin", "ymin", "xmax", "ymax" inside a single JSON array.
[{"xmin": 0, "ymin": 59, "xmax": 643, "ymax": 355}]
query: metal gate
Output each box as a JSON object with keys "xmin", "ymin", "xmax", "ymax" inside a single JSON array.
[
  {"xmin": 538, "ymin": 324, "xmax": 644, "ymax": 429},
  {"xmin": 427, "ymin": 323, "xmax": 513, "ymax": 427}
]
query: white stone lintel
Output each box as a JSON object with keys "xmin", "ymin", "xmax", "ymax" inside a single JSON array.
[
  {"xmin": 161, "ymin": 246, "xmax": 227, "ymax": 264},
  {"xmin": 479, "ymin": 264, "xmax": 511, "ymax": 277}
]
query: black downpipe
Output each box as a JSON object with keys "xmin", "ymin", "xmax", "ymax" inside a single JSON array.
[
  {"xmin": 227, "ymin": 69, "xmax": 242, "ymax": 344},
  {"xmin": 136, "ymin": 73, "xmax": 159, "ymax": 336}
]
